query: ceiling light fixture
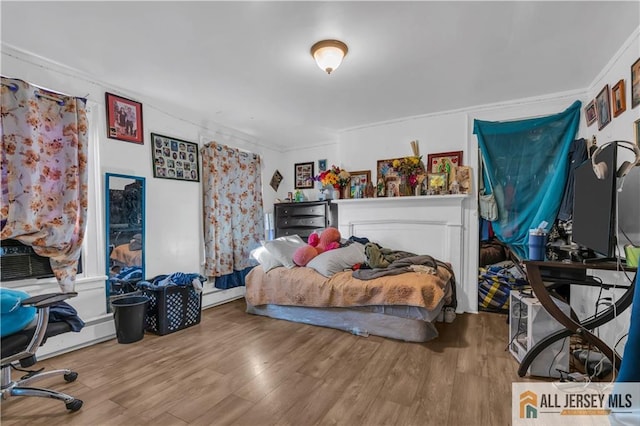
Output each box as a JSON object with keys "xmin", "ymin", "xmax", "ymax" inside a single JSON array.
[{"xmin": 310, "ymin": 39, "xmax": 348, "ymax": 75}]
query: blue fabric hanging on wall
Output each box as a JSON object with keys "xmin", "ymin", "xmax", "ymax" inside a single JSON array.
[{"xmin": 473, "ymin": 101, "xmax": 581, "ymax": 258}]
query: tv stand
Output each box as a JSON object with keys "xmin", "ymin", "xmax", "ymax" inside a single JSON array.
[{"xmin": 517, "ymin": 260, "xmax": 637, "ymax": 378}]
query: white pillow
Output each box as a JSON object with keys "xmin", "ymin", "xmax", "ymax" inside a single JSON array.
[
  {"xmin": 307, "ymin": 243, "xmax": 366, "ymax": 277},
  {"xmin": 262, "ymin": 235, "xmax": 307, "ymax": 269},
  {"xmin": 250, "ymin": 246, "xmax": 283, "ymax": 273}
]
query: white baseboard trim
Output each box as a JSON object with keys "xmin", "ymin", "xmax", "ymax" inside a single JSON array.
[
  {"xmin": 202, "ymin": 285, "xmax": 245, "ymax": 309},
  {"xmin": 37, "ymin": 314, "xmax": 115, "ymax": 360},
  {"xmin": 36, "ymin": 286, "xmax": 246, "ymax": 360}
]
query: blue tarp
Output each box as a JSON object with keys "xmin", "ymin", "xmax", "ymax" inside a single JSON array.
[{"xmin": 473, "ymin": 101, "xmax": 581, "ymax": 258}]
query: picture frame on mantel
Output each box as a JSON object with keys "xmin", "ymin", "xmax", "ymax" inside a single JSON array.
[
  {"xmin": 427, "ymin": 150, "xmax": 463, "ymax": 187},
  {"xmin": 349, "ymin": 170, "xmax": 371, "ymax": 198}
]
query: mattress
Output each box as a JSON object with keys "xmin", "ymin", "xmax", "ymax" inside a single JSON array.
[
  {"xmin": 245, "ymin": 302, "xmax": 442, "ymax": 342},
  {"xmin": 245, "ymin": 264, "xmax": 452, "ymax": 342}
]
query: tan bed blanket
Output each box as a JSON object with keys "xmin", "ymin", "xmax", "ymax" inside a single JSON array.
[{"xmin": 245, "ymin": 264, "xmax": 452, "ymax": 311}]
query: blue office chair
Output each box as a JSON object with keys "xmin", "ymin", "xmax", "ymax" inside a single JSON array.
[{"xmin": 1, "ymin": 292, "xmax": 83, "ymax": 411}]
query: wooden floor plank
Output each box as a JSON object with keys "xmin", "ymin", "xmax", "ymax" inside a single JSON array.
[{"xmin": 1, "ymin": 299, "xmax": 528, "ymax": 426}]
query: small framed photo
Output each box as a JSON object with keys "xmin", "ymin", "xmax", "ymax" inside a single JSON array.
[
  {"xmin": 427, "ymin": 172, "xmax": 448, "ymax": 193},
  {"xmin": 318, "ymin": 159, "xmax": 327, "ymax": 172},
  {"xmin": 427, "ymin": 150, "xmax": 462, "ymax": 187},
  {"xmin": 611, "ymin": 79, "xmax": 626, "ymax": 117},
  {"xmin": 584, "ymin": 100, "xmax": 597, "ymax": 126},
  {"xmin": 427, "ymin": 151, "xmax": 463, "ymax": 174},
  {"xmin": 385, "ymin": 176, "xmax": 400, "ymax": 197},
  {"xmin": 105, "ymin": 92, "xmax": 143, "ymax": 144},
  {"xmin": 151, "ymin": 133, "xmax": 199, "ymax": 182},
  {"xmin": 595, "ymin": 85, "xmax": 611, "ymax": 130},
  {"xmin": 294, "ymin": 162, "xmax": 314, "ymax": 189},
  {"xmin": 635, "ymin": 118, "xmax": 640, "ymax": 146},
  {"xmin": 453, "ymin": 166, "xmax": 472, "ymax": 194},
  {"xmin": 631, "ymin": 57, "xmax": 640, "ymax": 109},
  {"xmin": 349, "ymin": 170, "xmax": 371, "ymax": 198},
  {"xmin": 376, "ymin": 157, "xmax": 403, "ymax": 183}
]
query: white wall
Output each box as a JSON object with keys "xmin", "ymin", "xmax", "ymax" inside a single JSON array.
[
  {"xmin": 569, "ymin": 27, "xmax": 640, "ymax": 353},
  {"xmin": 2, "ymin": 24, "xmax": 637, "ymax": 354},
  {"xmin": 281, "ymin": 28, "xmax": 640, "ymax": 319},
  {"xmin": 1, "ymin": 45, "xmax": 284, "ymax": 356}
]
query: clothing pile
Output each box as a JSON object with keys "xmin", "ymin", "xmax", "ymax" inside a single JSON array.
[{"xmin": 478, "ymin": 261, "xmax": 528, "ymax": 311}]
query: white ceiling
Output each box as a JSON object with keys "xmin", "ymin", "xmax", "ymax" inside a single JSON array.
[{"xmin": 2, "ymin": 1, "xmax": 639, "ymax": 150}]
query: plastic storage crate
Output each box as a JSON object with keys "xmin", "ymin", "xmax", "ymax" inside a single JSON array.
[{"xmin": 141, "ymin": 285, "xmax": 202, "ymax": 335}]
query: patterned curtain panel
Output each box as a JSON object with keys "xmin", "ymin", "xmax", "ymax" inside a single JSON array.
[
  {"xmin": 1, "ymin": 77, "xmax": 89, "ymax": 292},
  {"xmin": 201, "ymin": 142, "xmax": 264, "ymax": 286}
]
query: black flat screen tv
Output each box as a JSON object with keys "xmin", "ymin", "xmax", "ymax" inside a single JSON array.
[{"xmin": 571, "ymin": 142, "xmax": 617, "ymax": 259}]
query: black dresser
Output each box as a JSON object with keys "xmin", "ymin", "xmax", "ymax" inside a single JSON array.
[{"xmin": 274, "ymin": 201, "xmax": 338, "ymax": 242}]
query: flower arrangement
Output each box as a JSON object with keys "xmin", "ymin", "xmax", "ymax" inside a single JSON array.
[
  {"xmin": 393, "ymin": 156, "xmax": 424, "ymax": 187},
  {"xmin": 315, "ymin": 165, "xmax": 351, "ymax": 189}
]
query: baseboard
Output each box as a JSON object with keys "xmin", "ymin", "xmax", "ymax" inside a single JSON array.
[
  {"xmin": 202, "ymin": 285, "xmax": 245, "ymax": 309},
  {"xmin": 36, "ymin": 287, "xmax": 246, "ymax": 360},
  {"xmin": 37, "ymin": 314, "xmax": 116, "ymax": 360}
]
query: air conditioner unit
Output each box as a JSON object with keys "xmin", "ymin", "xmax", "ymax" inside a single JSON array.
[{"xmin": 1, "ymin": 239, "xmax": 55, "ymax": 281}]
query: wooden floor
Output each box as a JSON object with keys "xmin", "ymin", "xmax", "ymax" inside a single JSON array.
[{"xmin": 1, "ymin": 299, "xmax": 540, "ymax": 425}]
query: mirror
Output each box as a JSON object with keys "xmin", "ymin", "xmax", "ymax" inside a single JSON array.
[{"xmin": 105, "ymin": 173, "xmax": 145, "ymax": 311}]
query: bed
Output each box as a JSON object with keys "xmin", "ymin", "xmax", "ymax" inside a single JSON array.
[{"xmin": 245, "ymin": 240, "xmax": 455, "ymax": 342}]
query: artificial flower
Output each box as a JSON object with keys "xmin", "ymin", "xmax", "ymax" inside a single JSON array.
[{"xmin": 315, "ymin": 165, "xmax": 350, "ymax": 189}]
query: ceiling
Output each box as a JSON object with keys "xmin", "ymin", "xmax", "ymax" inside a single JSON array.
[{"xmin": 2, "ymin": 1, "xmax": 639, "ymax": 150}]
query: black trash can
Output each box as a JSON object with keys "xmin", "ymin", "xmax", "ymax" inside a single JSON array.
[{"xmin": 112, "ymin": 295, "xmax": 149, "ymax": 344}]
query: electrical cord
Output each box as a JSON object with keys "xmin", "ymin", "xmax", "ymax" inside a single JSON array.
[
  {"xmin": 619, "ymin": 225, "xmax": 638, "ymax": 247},
  {"xmin": 506, "ymin": 298, "xmax": 526, "ymax": 352},
  {"xmin": 548, "ymin": 330, "xmax": 568, "ymax": 378}
]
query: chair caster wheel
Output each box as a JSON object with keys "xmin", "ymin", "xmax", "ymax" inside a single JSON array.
[
  {"xmin": 66, "ymin": 399, "xmax": 83, "ymax": 411},
  {"xmin": 64, "ymin": 372, "xmax": 78, "ymax": 382}
]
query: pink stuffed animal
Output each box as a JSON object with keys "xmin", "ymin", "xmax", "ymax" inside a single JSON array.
[{"xmin": 293, "ymin": 227, "xmax": 341, "ymax": 266}]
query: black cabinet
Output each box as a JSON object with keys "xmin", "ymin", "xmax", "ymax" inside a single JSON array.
[{"xmin": 274, "ymin": 201, "xmax": 337, "ymax": 241}]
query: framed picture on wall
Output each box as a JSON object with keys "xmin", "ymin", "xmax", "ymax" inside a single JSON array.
[
  {"xmin": 294, "ymin": 162, "xmax": 314, "ymax": 189},
  {"xmin": 348, "ymin": 170, "xmax": 371, "ymax": 198},
  {"xmin": 105, "ymin": 92, "xmax": 144, "ymax": 144},
  {"xmin": 584, "ymin": 100, "xmax": 597, "ymax": 126},
  {"xmin": 150, "ymin": 133, "xmax": 200, "ymax": 182},
  {"xmin": 632, "ymin": 58, "xmax": 640, "ymax": 109},
  {"xmin": 611, "ymin": 79, "xmax": 626, "ymax": 117},
  {"xmin": 595, "ymin": 84, "xmax": 611, "ymax": 130}
]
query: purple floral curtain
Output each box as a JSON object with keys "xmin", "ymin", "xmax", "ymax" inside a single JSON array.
[
  {"xmin": 1, "ymin": 77, "xmax": 88, "ymax": 292},
  {"xmin": 201, "ymin": 142, "xmax": 264, "ymax": 285}
]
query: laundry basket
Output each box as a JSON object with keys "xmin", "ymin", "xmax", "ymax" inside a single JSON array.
[{"xmin": 138, "ymin": 274, "xmax": 205, "ymax": 335}]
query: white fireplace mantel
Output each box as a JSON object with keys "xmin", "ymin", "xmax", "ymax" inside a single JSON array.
[{"xmin": 332, "ymin": 195, "xmax": 468, "ymax": 312}]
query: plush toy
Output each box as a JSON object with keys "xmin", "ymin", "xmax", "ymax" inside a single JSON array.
[{"xmin": 293, "ymin": 227, "xmax": 341, "ymax": 266}]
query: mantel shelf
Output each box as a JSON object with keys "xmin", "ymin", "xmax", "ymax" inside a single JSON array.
[{"xmin": 331, "ymin": 194, "xmax": 469, "ymax": 205}]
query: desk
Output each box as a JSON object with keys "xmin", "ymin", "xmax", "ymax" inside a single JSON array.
[{"xmin": 518, "ymin": 260, "xmax": 637, "ymax": 377}]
